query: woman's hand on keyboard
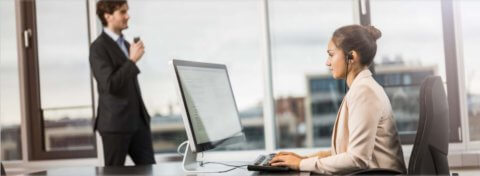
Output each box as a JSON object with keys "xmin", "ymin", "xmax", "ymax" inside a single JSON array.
[
  {"xmin": 269, "ymin": 152, "xmax": 303, "ymax": 170},
  {"xmin": 276, "ymin": 151, "xmax": 307, "ymax": 159}
]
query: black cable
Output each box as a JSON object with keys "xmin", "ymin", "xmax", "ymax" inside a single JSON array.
[
  {"xmin": 198, "ymin": 161, "xmax": 248, "ymax": 173},
  {"xmin": 202, "ymin": 161, "xmax": 249, "ymax": 168},
  {"xmin": 345, "ymin": 63, "xmax": 348, "ymax": 94},
  {"xmin": 345, "ymin": 53, "xmax": 349, "ymax": 94},
  {"xmin": 219, "ymin": 167, "xmax": 238, "ymax": 173}
]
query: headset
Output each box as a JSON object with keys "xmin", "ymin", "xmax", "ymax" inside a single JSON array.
[{"xmin": 344, "ymin": 51, "xmax": 353, "ymax": 94}]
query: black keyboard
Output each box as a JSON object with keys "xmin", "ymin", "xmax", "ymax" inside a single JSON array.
[{"xmin": 247, "ymin": 153, "xmax": 290, "ymax": 172}]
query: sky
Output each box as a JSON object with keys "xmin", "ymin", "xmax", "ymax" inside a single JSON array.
[
  {"xmin": 1, "ymin": 0, "xmax": 480, "ymax": 126},
  {"xmin": 0, "ymin": 0, "xmax": 21, "ymax": 126}
]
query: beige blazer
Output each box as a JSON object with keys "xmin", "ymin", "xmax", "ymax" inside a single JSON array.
[{"xmin": 300, "ymin": 69, "xmax": 407, "ymax": 174}]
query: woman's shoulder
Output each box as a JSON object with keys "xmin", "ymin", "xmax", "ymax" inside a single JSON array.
[
  {"xmin": 349, "ymin": 77, "xmax": 381, "ymax": 96},
  {"xmin": 347, "ymin": 77, "xmax": 389, "ymax": 104},
  {"xmin": 345, "ymin": 77, "xmax": 393, "ymax": 120}
]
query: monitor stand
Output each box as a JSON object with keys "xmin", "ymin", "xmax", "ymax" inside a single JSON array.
[{"xmin": 182, "ymin": 142, "xmax": 247, "ymax": 173}]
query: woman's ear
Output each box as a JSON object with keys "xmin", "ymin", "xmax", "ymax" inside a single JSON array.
[{"xmin": 350, "ymin": 50, "xmax": 360, "ymax": 63}]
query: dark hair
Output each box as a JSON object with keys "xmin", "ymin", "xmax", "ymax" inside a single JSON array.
[
  {"xmin": 331, "ymin": 25, "xmax": 382, "ymax": 66},
  {"xmin": 96, "ymin": 0, "xmax": 128, "ymax": 26}
]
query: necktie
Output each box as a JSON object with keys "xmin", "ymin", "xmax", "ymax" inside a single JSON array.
[{"xmin": 117, "ymin": 36, "xmax": 129, "ymax": 58}]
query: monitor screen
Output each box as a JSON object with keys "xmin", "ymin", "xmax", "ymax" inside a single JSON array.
[{"xmin": 172, "ymin": 60, "xmax": 245, "ymax": 152}]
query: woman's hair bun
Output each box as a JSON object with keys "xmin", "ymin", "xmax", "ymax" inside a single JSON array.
[{"xmin": 364, "ymin": 25, "xmax": 382, "ymax": 40}]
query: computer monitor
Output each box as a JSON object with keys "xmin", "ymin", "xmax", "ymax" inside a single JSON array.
[{"xmin": 170, "ymin": 59, "xmax": 247, "ymax": 172}]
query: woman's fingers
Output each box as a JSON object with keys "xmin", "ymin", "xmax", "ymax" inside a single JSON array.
[
  {"xmin": 269, "ymin": 155, "xmax": 285, "ymax": 163},
  {"xmin": 277, "ymin": 151, "xmax": 294, "ymax": 156},
  {"xmin": 270, "ymin": 161, "xmax": 286, "ymax": 166}
]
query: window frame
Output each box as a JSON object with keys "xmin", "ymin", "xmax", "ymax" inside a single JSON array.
[
  {"xmin": 451, "ymin": 0, "xmax": 480, "ymax": 151},
  {"xmin": 16, "ymin": 0, "xmax": 97, "ymax": 160},
  {"xmin": 361, "ymin": 0, "xmax": 462, "ymax": 144}
]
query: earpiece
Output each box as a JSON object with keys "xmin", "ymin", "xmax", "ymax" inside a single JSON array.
[{"xmin": 346, "ymin": 51, "xmax": 353, "ymax": 61}]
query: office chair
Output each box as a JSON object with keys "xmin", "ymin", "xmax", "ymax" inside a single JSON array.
[
  {"xmin": 1, "ymin": 162, "xmax": 6, "ymax": 176},
  {"xmin": 348, "ymin": 76, "xmax": 450, "ymax": 175}
]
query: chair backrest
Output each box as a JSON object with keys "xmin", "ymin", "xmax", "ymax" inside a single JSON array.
[{"xmin": 408, "ymin": 76, "xmax": 450, "ymax": 175}]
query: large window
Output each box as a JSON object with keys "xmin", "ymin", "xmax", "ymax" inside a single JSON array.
[
  {"xmin": 35, "ymin": 0, "xmax": 95, "ymax": 152},
  {"xmin": 124, "ymin": 0, "xmax": 265, "ymax": 152},
  {"xmin": 3, "ymin": 0, "xmax": 476, "ymax": 162},
  {"xmin": 370, "ymin": 0, "xmax": 446, "ymax": 142},
  {"xmin": 460, "ymin": 0, "xmax": 480, "ymax": 141},
  {"xmin": 269, "ymin": 0, "xmax": 354, "ymax": 148},
  {"xmin": 0, "ymin": 0, "xmax": 23, "ymax": 161}
]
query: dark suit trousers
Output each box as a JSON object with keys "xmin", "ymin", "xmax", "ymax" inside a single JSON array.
[{"xmin": 100, "ymin": 125, "xmax": 156, "ymax": 166}]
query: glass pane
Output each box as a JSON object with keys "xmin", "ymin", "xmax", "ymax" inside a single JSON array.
[
  {"xmin": 42, "ymin": 107, "xmax": 94, "ymax": 151},
  {"xmin": 0, "ymin": 0, "xmax": 23, "ymax": 160},
  {"xmin": 36, "ymin": 0, "xmax": 94, "ymax": 151},
  {"xmin": 371, "ymin": 0, "xmax": 446, "ymax": 137},
  {"xmin": 269, "ymin": 0, "xmax": 354, "ymax": 148},
  {"xmin": 460, "ymin": 0, "xmax": 480, "ymax": 141},
  {"xmin": 125, "ymin": 0, "xmax": 264, "ymax": 152}
]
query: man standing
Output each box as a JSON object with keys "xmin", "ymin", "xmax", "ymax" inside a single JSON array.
[{"xmin": 89, "ymin": 0, "xmax": 155, "ymax": 166}]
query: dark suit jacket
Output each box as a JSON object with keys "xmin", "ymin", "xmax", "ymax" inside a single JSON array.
[{"xmin": 89, "ymin": 32, "xmax": 150, "ymax": 133}]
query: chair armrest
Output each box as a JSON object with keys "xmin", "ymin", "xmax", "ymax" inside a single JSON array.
[{"xmin": 347, "ymin": 168, "xmax": 403, "ymax": 175}]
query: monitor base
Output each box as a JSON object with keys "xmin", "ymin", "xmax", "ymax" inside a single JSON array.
[{"xmin": 182, "ymin": 142, "xmax": 247, "ymax": 173}]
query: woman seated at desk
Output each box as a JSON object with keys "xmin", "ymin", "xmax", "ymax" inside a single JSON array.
[{"xmin": 269, "ymin": 25, "xmax": 407, "ymax": 175}]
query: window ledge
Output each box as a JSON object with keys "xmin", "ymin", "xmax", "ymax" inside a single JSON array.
[{"xmin": 449, "ymin": 150, "xmax": 480, "ymax": 168}]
